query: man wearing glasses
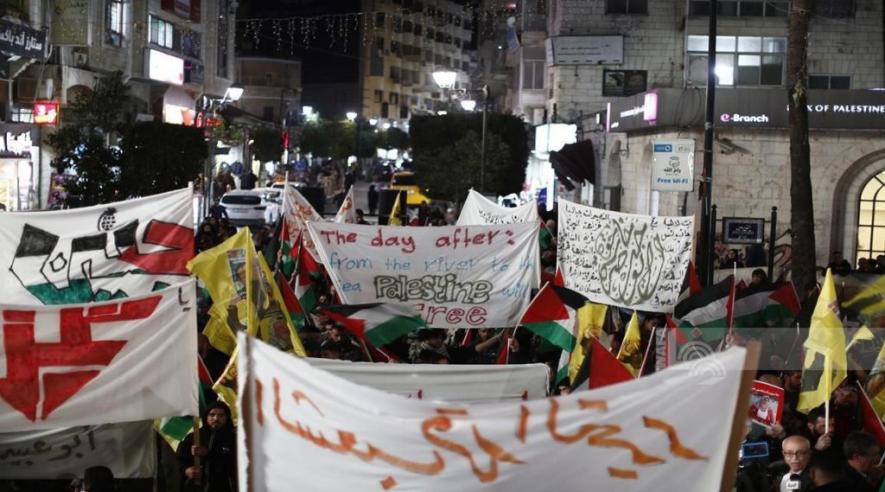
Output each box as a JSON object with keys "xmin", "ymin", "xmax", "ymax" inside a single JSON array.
[
  {"xmin": 780, "ymin": 435, "xmax": 812, "ymax": 492},
  {"xmin": 842, "ymin": 431, "xmax": 882, "ymax": 492}
]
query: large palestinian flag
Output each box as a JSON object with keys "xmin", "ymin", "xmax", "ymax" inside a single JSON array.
[
  {"xmin": 520, "ymin": 284, "xmax": 588, "ymax": 383},
  {"xmin": 322, "ymin": 303, "xmax": 426, "ymax": 347}
]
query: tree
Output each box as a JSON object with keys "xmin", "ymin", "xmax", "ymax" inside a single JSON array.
[
  {"xmin": 413, "ymin": 130, "xmax": 512, "ymax": 205},
  {"xmin": 787, "ymin": 0, "xmax": 816, "ymax": 296},
  {"xmin": 251, "ymin": 127, "xmax": 283, "ymax": 163},
  {"xmin": 409, "ymin": 113, "xmax": 529, "ymax": 200},
  {"xmin": 118, "ymin": 122, "xmax": 207, "ymax": 197},
  {"xmin": 298, "ymin": 118, "xmax": 355, "ymax": 159},
  {"xmin": 46, "ymin": 71, "xmax": 131, "ymax": 206}
]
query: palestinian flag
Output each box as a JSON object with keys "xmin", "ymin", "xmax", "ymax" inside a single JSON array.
[
  {"xmin": 731, "ymin": 281, "xmax": 802, "ymax": 331},
  {"xmin": 278, "ymin": 221, "xmax": 298, "ymax": 279},
  {"xmin": 156, "ymin": 357, "xmax": 216, "ymax": 450},
  {"xmin": 857, "ymin": 382, "xmax": 885, "ymax": 447},
  {"xmin": 277, "ymin": 268, "xmax": 307, "ymax": 328},
  {"xmin": 570, "ymin": 336, "xmax": 634, "ymax": 391},
  {"xmin": 673, "ymin": 276, "xmax": 734, "ymax": 343},
  {"xmin": 520, "ymin": 284, "xmax": 587, "ymax": 352},
  {"xmin": 323, "ymin": 303, "xmax": 426, "ymax": 347},
  {"xmin": 676, "ymin": 261, "xmax": 703, "ymax": 304},
  {"xmin": 294, "ymin": 233, "xmax": 322, "ymax": 314}
]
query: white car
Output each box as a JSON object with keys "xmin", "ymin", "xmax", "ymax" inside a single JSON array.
[
  {"xmin": 219, "ymin": 189, "xmax": 280, "ymax": 227},
  {"xmin": 270, "ymin": 181, "xmax": 307, "ymax": 191}
]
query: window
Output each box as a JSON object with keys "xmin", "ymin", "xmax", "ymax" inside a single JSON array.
[
  {"xmin": 375, "ymin": 13, "xmax": 385, "ymax": 25},
  {"xmin": 105, "ymin": 0, "xmax": 124, "ymax": 46},
  {"xmin": 389, "ymin": 66, "xmax": 401, "ymax": 83},
  {"xmin": 522, "ymin": 47, "xmax": 545, "ymax": 90},
  {"xmin": 390, "ymin": 93, "xmax": 399, "ymax": 105},
  {"xmin": 263, "ymin": 106, "xmax": 274, "ymax": 121},
  {"xmin": 381, "ymin": 102, "xmax": 389, "ymax": 118},
  {"xmin": 374, "ymin": 37, "xmax": 384, "ymax": 50},
  {"xmin": 264, "ymin": 72, "xmax": 274, "ymax": 85},
  {"xmin": 371, "ymin": 50, "xmax": 384, "ymax": 75},
  {"xmin": 413, "ymin": 24, "xmax": 422, "ymax": 36},
  {"xmin": 808, "ymin": 75, "xmax": 851, "ymax": 89},
  {"xmin": 150, "ymin": 16, "xmax": 174, "ymax": 49},
  {"xmin": 856, "ymin": 170, "xmax": 885, "ymax": 264},
  {"xmin": 400, "ymin": 105, "xmax": 409, "ymax": 118},
  {"xmin": 689, "ymin": 1, "xmax": 788, "ymax": 17},
  {"xmin": 606, "ymin": 0, "xmax": 647, "ymax": 14},
  {"xmin": 687, "ymin": 35, "xmax": 786, "ymax": 87},
  {"xmin": 602, "ymin": 69, "xmax": 647, "ymax": 96},
  {"xmin": 814, "ymin": 0, "xmax": 855, "ymax": 18},
  {"xmin": 374, "ymin": 90, "xmax": 383, "ymax": 103}
]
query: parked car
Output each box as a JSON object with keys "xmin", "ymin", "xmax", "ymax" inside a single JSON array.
[{"xmin": 219, "ymin": 189, "xmax": 279, "ymax": 227}]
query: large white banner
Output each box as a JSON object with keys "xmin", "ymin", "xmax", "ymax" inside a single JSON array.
[
  {"xmin": 0, "ymin": 188, "xmax": 194, "ymax": 305},
  {"xmin": 306, "ymin": 358, "xmax": 549, "ymax": 403},
  {"xmin": 0, "ymin": 281, "xmax": 199, "ymax": 431},
  {"xmin": 307, "ymin": 222, "xmax": 540, "ymax": 328},
  {"xmin": 0, "ymin": 421, "xmax": 156, "ymax": 479},
  {"xmin": 456, "ymin": 190, "xmax": 539, "ymax": 225},
  {"xmin": 557, "ymin": 200, "xmax": 693, "ymax": 312},
  {"xmin": 240, "ymin": 334, "xmax": 746, "ymax": 491}
]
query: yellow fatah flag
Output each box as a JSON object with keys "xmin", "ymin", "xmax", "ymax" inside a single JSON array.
[
  {"xmin": 866, "ymin": 340, "xmax": 885, "ymax": 418},
  {"xmin": 568, "ymin": 303, "xmax": 608, "ymax": 383},
  {"xmin": 797, "ymin": 269, "xmax": 847, "ymax": 414},
  {"xmin": 844, "ymin": 274, "xmax": 885, "ymax": 324},
  {"xmin": 187, "ymin": 228, "xmax": 306, "ymax": 356},
  {"xmin": 388, "ymin": 192, "xmax": 403, "ymax": 226},
  {"xmin": 617, "ymin": 311, "xmax": 642, "ymax": 376}
]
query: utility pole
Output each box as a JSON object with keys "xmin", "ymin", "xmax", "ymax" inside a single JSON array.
[
  {"xmin": 699, "ymin": 0, "xmax": 718, "ymax": 286},
  {"xmin": 480, "ymin": 84, "xmax": 489, "ymax": 194},
  {"xmin": 787, "ymin": 0, "xmax": 816, "ymax": 296}
]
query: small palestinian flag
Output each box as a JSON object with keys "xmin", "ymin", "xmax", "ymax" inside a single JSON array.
[
  {"xmin": 156, "ymin": 356, "xmax": 216, "ymax": 450},
  {"xmin": 294, "ymin": 233, "xmax": 322, "ymax": 314},
  {"xmin": 322, "ymin": 303, "xmax": 426, "ymax": 347},
  {"xmin": 520, "ymin": 284, "xmax": 588, "ymax": 383},
  {"xmin": 278, "ymin": 220, "xmax": 298, "ymax": 279}
]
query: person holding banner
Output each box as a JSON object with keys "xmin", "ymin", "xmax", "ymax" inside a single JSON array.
[{"xmin": 178, "ymin": 401, "xmax": 237, "ymax": 492}]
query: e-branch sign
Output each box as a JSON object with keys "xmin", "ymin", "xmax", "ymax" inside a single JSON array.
[{"xmin": 608, "ymin": 88, "xmax": 885, "ymax": 132}]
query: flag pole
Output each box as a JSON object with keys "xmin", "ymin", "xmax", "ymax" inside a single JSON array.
[
  {"xmin": 192, "ymin": 415, "xmax": 202, "ymax": 486},
  {"xmin": 638, "ymin": 326, "xmax": 656, "ymax": 378},
  {"xmin": 719, "ymin": 340, "xmax": 761, "ymax": 492},
  {"xmin": 824, "ymin": 356, "xmax": 831, "ymax": 436}
]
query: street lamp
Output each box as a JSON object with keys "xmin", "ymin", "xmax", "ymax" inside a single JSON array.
[
  {"xmin": 432, "ymin": 70, "xmax": 457, "ymax": 90},
  {"xmin": 222, "ymin": 83, "xmax": 244, "ymax": 103},
  {"xmin": 369, "ymin": 118, "xmax": 378, "ymax": 126},
  {"xmin": 460, "ymin": 100, "xmax": 477, "ymax": 112},
  {"xmin": 346, "ymin": 111, "xmax": 358, "ymax": 122}
]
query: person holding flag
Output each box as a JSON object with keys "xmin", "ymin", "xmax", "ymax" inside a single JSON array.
[{"xmin": 178, "ymin": 401, "xmax": 237, "ymax": 492}]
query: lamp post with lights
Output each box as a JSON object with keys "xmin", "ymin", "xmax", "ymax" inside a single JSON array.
[
  {"xmin": 432, "ymin": 71, "xmax": 490, "ymax": 193},
  {"xmin": 198, "ymin": 83, "xmax": 244, "ymax": 218}
]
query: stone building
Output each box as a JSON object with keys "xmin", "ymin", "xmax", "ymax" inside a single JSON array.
[{"xmin": 537, "ymin": 0, "xmax": 885, "ymax": 266}]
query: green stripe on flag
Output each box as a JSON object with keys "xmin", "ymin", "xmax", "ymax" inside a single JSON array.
[
  {"xmin": 365, "ymin": 315, "xmax": 426, "ymax": 347},
  {"xmin": 524, "ymin": 321, "xmax": 576, "ymax": 352}
]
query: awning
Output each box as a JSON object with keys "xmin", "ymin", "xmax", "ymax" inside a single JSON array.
[{"xmin": 549, "ymin": 139, "xmax": 595, "ymax": 191}]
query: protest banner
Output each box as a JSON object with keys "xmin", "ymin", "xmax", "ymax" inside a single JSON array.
[
  {"xmin": 0, "ymin": 421, "xmax": 156, "ymax": 479},
  {"xmin": 0, "ymin": 280, "xmax": 198, "ymax": 431},
  {"xmin": 456, "ymin": 190, "xmax": 539, "ymax": 225},
  {"xmin": 307, "ymin": 222, "xmax": 540, "ymax": 328},
  {"xmin": 282, "ymin": 186, "xmax": 324, "ymax": 258},
  {"xmin": 0, "ymin": 187, "xmax": 194, "ymax": 305},
  {"xmin": 238, "ymin": 333, "xmax": 749, "ymax": 491},
  {"xmin": 557, "ymin": 199, "xmax": 693, "ymax": 312},
  {"xmin": 305, "ymin": 358, "xmax": 549, "ymax": 402}
]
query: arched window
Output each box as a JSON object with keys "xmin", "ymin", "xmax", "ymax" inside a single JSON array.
[{"xmin": 857, "ymin": 169, "xmax": 885, "ymax": 265}]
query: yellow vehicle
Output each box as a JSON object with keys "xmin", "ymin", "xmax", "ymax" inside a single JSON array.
[{"xmin": 390, "ymin": 171, "xmax": 432, "ymax": 206}]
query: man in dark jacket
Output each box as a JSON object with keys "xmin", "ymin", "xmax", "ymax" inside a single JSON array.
[{"xmin": 178, "ymin": 401, "xmax": 237, "ymax": 492}]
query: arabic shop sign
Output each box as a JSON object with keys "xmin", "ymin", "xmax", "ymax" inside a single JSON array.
[
  {"xmin": 0, "ymin": 125, "xmax": 37, "ymax": 158},
  {"xmin": 0, "ymin": 20, "xmax": 46, "ymax": 60}
]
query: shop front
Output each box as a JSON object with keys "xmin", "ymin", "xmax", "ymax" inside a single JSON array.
[
  {"xmin": 605, "ymin": 88, "xmax": 885, "ymax": 266},
  {"xmin": 0, "ymin": 124, "xmax": 39, "ymax": 211}
]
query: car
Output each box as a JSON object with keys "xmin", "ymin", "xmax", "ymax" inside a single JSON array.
[
  {"xmin": 219, "ymin": 189, "xmax": 280, "ymax": 227},
  {"xmin": 390, "ymin": 171, "xmax": 431, "ymax": 206},
  {"xmin": 270, "ymin": 181, "xmax": 307, "ymax": 191}
]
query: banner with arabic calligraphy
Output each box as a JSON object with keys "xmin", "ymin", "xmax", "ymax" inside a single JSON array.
[
  {"xmin": 557, "ymin": 200, "xmax": 693, "ymax": 312},
  {"xmin": 307, "ymin": 222, "xmax": 540, "ymax": 329},
  {"xmin": 456, "ymin": 190, "xmax": 539, "ymax": 225},
  {"xmin": 0, "ymin": 187, "xmax": 194, "ymax": 305},
  {"xmin": 240, "ymin": 333, "xmax": 745, "ymax": 491},
  {"xmin": 0, "ymin": 421, "xmax": 155, "ymax": 479},
  {"xmin": 305, "ymin": 358, "xmax": 549, "ymax": 403},
  {"xmin": 0, "ymin": 280, "xmax": 198, "ymax": 431}
]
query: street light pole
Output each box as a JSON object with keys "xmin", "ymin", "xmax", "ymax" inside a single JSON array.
[
  {"xmin": 480, "ymin": 84, "xmax": 489, "ymax": 194},
  {"xmin": 699, "ymin": 0, "xmax": 718, "ymax": 286}
]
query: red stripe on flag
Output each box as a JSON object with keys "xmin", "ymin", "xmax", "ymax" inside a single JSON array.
[{"xmin": 857, "ymin": 382, "xmax": 885, "ymax": 447}]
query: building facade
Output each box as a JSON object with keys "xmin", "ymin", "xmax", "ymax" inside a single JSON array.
[
  {"xmin": 5, "ymin": 0, "xmax": 237, "ymax": 209},
  {"xmin": 530, "ymin": 0, "xmax": 885, "ymax": 267},
  {"xmin": 358, "ymin": 0, "xmax": 476, "ymax": 128}
]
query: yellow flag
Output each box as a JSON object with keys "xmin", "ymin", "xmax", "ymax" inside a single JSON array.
[
  {"xmin": 389, "ymin": 192, "xmax": 403, "ymax": 226},
  {"xmin": 213, "ymin": 346, "xmax": 240, "ymax": 423},
  {"xmin": 617, "ymin": 311, "xmax": 642, "ymax": 375},
  {"xmin": 797, "ymin": 269, "xmax": 847, "ymax": 414},
  {"xmin": 569, "ymin": 303, "xmax": 607, "ymax": 383},
  {"xmin": 187, "ymin": 228, "xmax": 306, "ymax": 356},
  {"xmin": 867, "ymin": 340, "xmax": 885, "ymax": 418},
  {"xmin": 844, "ymin": 274, "xmax": 885, "ymax": 323}
]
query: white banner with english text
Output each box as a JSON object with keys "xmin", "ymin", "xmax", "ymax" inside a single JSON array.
[
  {"xmin": 0, "ymin": 281, "xmax": 199, "ymax": 431},
  {"xmin": 456, "ymin": 190, "xmax": 539, "ymax": 225},
  {"xmin": 306, "ymin": 358, "xmax": 549, "ymax": 403},
  {"xmin": 0, "ymin": 188, "xmax": 194, "ymax": 305},
  {"xmin": 557, "ymin": 200, "xmax": 693, "ymax": 312},
  {"xmin": 0, "ymin": 421, "xmax": 156, "ymax": 479},
  {"xmin": 239, "ymin": 333, "xmax": 745, "ymax": 491},
  {"xmin": 307, "ymin": 222, "xmax": 540, "ymax": 328}
]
